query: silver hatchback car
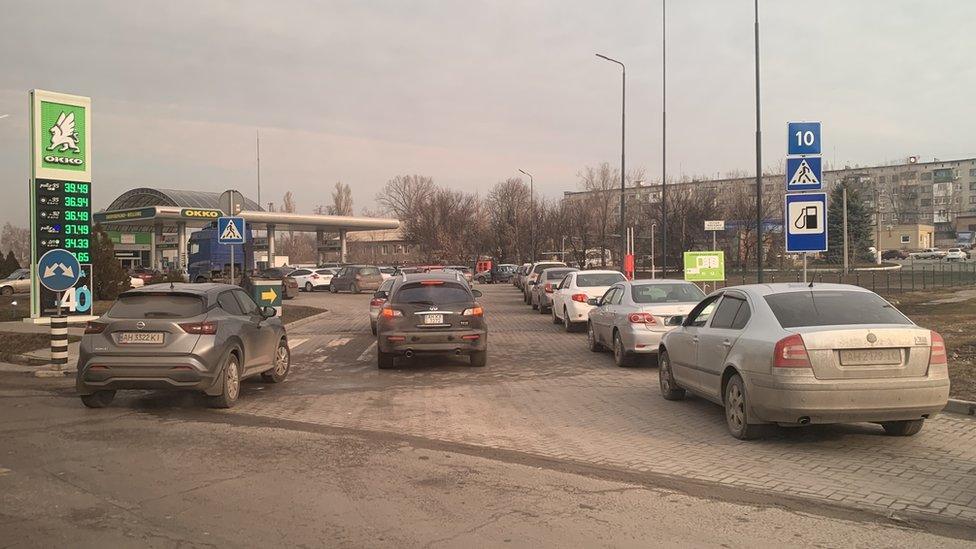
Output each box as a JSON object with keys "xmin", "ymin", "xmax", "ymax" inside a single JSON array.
[
  {"xmin": 76, "ymin": 283, "xmax": 290, "ymax": 409},
  {"xmin": 658, "ymin": 283, "xmax": 950, "ymax": 439}
]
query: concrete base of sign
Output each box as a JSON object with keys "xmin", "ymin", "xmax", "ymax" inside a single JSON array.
[
  {"xmin": 23, "ymin": 315, "xmax": 97, "ymax": 325},
  {"xmin": 34, "ymin": 368, "xmax": 73, "ymax": 378}
]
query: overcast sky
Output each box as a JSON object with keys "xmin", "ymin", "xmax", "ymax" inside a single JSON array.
[{"xmin": 1, "ymin": 0, "xmax": 974, "ymax": 225}]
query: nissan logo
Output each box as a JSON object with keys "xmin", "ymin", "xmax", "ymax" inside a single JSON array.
[{"xmin": 136, "ymin": 321, "xmax": 146, "ymax": 330}]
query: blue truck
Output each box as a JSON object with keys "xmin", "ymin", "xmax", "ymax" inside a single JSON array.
[{"xmin": 187, "ymin": 222, "xmax": 254, "ymax": 282}]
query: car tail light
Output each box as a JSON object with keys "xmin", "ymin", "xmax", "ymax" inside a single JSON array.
[
  {"xmin": 84, "ymin": 321, "xmax": 107, "ymax": 334},
  {"xmin": 461, "ymin": 334, "xmax": 480, "ymax": 340},
  {"xmin": 929, "ymin": 331, "xmax": 947, "ymax": 366},
  {"xmin": 773, "ymin": 334, "xmax": 811, "ymax": 368},
  {"xmin": 369, "ymin": 298, "xmax": 386, "ymax": 307},
  {"xmin": 381, "ymin": 306, "xmax": 402, "ymax": 318},
  {"xmin": 463, "ymin": 306, "xmax": 484, "ymax": 317},
  {"xmin": 628, "ymin": 312, "xmax": 656, "ymax": 324},
  {"xmin": 179, "ymin": 321, "xmax": 218, "ymax": 335},
  {"xmin": 544, "ymin": 283, "xmax": 554, "ymax": 293},
  {"xmin": 572, "ymin": 293, "xmax": 588, "ymax": 303},
  {"xmin": 420, "ymin": 280, "xmax": 444, "ymax": 286}
]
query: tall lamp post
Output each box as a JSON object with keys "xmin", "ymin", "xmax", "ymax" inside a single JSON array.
[
  {"xmin": 518, "ymin": 168, "xmax": 535, "ymax": 262},
  {"xmin": 661, "ymin": 0, "xmax": 668, "ymax": 278},
  {"xmin": 595, "ymin": 53, "xmax": 626, "ymax": 271},
  {"xmin": 753, "ymin": 0, "xmax": 764, "ymax": 282}
]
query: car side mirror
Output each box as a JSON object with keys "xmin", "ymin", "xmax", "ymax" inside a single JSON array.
[
  {"xmin": 471, "ymin": 289, "xmax": 483, "ymax": 298},
  {"xmin": 261, "ymin": 306, "xmax": 277, "ymax": 318},
  {"xmin": 586, "ymin": 298, "xmax": 600, "ymax": 306},
  {"xmin": 666, "ymin": 315, "xmax": 684, "ymax": 327}
]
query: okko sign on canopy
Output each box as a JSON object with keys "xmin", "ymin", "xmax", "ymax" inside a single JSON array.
[{"xmin": 30, "ymin": 90, "xmax": 94, "ymax": 319}]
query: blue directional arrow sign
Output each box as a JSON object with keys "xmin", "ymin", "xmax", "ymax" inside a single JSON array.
[
  {"xmin": 37, "ymin": 248, "xmax": 81, "ymax": 292},
  {"xmin": 217, "ymin": 216, "xmax": 246, "ymax": 245},
  {"xmin": 786, "ymin": 156, "xmax": 823, "ymax": 191},
  {"xmin": 787, "ymin": 121, "xmax": 822, "ymax": 155},
  {"xmin": 785, "ymin": 193, "xmax": 828, "ymax": 253}
]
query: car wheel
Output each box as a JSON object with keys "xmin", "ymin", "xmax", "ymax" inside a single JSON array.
[
  {"xmin": 195, "ymin": 277, "xmax": 208, "ymax": 283},
  {"xmin": 377, "ymin": 351, "xmax": 395, "ymax": 369},
  {"xmin": 531, "ymin": 297, "xmax": 538, "ymax": 310},
  {"xmin": 470, "ymin": 350, "xmax": 487, "ymax": 367},
  {"xmin": 370, "ymin": 321, "xmax": 377, "ymax": 335},
  {"xmin": 80, "ymin": 390, "xmax": 116, "ymax": 408},
  {"xmin": 305, "ymin": 282, "xmax": 313, "ymax": 292},
  {"xmin": 881, "ymin": 419, "xmax": 925, "ymax": 436},
  {"xmin": 551, "ymin": 306, "xmax": 561, "ymax": 324},
  {"xmin": 330, "ymin": 284, "xmax": 338, "ymax": 294},
  {"xmin": 207, "ymin": 351, "xmax": 241, "ymax": 408},
  {"xmin": 613, "ymin": 331, "xmax": 632, "ymax": 367},
  {"xmin": 563, "ymin": 308, "xmax": 575, "ymax": 332},
  {"xmin": 352, "ymin": 283, "xmax": 361, "ymax": 294},
  {"xmin": 724, "ymin": 373, "xmax": 762, "ymax": 440},
  {"xmin": 587, "ymin": 322, "xmax": 602, "ymax": 352},
  {"xmin": 538, "ymin": 301, "xmax": 548, "ymax": 314},
  {"xmin": 262, "ymin": 340, "xmax": 290, "ymax": 383},
  {"xmin": 658, "ymin": 351, "xmax": 685, "ymax": 400}
]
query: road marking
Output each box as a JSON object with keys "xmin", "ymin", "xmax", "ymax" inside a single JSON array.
[
  {"xmin": 357, "ymin": 341, "xmax": 377, "ymax": 362},
  {"xmin": 326, "ymin": 337, "xmax": 352, "ymax": 348},
  {"xmin": 0, "ymin": 467, "xmax": 10, "ymax": 476},
  {"xmin": 288, "ymin": 338, "xmax": 308, "ymax": 350}
]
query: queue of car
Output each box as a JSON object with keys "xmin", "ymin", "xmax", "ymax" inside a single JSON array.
[{"xmin": 510, "ymin": 260, "xmax": 950, "ymax": 440}]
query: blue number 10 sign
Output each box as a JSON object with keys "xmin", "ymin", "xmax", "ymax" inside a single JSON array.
[{"xmin": 787, "ymin": 122, "xmax": 821, "ymax": 155}]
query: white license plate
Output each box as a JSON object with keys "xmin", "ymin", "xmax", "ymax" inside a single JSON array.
[
  {"xmin": 118, "ymin": 332, "xmax": 165, "ymax": 345},
  {"xmin": 423, "ymin": 314, "xmax": 444, "ymax": 324},
  {"xmin": 839, "ymin": 348, "xmax": 901, "ymax": 366}
]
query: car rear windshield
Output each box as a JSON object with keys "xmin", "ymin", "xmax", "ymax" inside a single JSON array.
[
  {"xmin": 532, "ymin": 263, "xmax": 564, "ymax": 274},
  {"xmin": 544, "ymin": 269, "xmax": 575, "ymax": 280},
  {"xmin": 392, "ymin": 282, "xmax": 472, "ymax": 304},
  {"xmin": 577, "ymin": 273, "xmax": 625, "ymax": 287},
  {"xmin": 632, "ymin": 283, "xmax": 705, "ymax": 304},
  {"xmin": 764, "ymin": 290, "xmax": 911, "ymax": 328},
  {"xmin": 107, "ymin": 294, "xmax": 206, "ymax": 319},
  {"xmin": 358, "ymin": 267, "xmax": 380, "ymax": 276}
]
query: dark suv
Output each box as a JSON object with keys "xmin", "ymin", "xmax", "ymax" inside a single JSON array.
[{"xmin": 375, "ymin": 273, "xmax": 487, "ymax": 369}]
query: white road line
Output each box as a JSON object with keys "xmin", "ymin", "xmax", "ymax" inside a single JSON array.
[
  {"xmin": 326, "ymin": 337, "xmax": 353, "ymax": 348},
  {"xmin": 288, "ymin": 338, "xmax": 308, "ymax": 350},
  {"xmin": 357, "ymin": 341, "xmax": 377, "ymax": 362}
]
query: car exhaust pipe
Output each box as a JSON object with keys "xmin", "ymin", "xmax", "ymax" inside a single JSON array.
[
  {"xmin": 404, "ymin": 349, "xmax": 414, "ymax": 359},
  {"xmin": 455, "ymin": 349, "xmax": 462, "ymax": 355},
  {"xmin": 798, "ymin": 416, "xmax": 811, "ymax": 425}
]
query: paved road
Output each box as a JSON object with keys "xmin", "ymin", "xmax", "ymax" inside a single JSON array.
[{"xmin": 1, "ymin": 283, "xmax": 975, "ymax": 546}]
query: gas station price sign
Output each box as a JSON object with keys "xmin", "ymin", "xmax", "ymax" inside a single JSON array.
[{"xmin": 34, "ymin": 179, "xmax": 92, "ymax": 263}]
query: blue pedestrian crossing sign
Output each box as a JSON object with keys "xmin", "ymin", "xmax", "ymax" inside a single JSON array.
[
  {"xmin": 785, "ymin": 193, "xmax": 827, "ymax": 253},
  {"xmin": 37, "ymin": 248, "xmax": 82, "ymax": 292},
  {"xmin": 217, "ymin": 216, "xmax": 246, "ymax": 244},
  {"xmin": 787, "ymin": 121, "xmax": 822, "ymax": 155},
  {"xmin": 786, "ymin": 156, "xmax": 823, "ymax": 191}
]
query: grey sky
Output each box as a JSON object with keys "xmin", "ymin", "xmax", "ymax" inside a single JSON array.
[{"xmin": 1, "ymin": 0, "xmax": 973, "ymax": 225}]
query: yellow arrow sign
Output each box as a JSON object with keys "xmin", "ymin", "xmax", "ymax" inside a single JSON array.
[{"xmin": 261, "ymin": 288, "xmax": 278, "ymax": 302}]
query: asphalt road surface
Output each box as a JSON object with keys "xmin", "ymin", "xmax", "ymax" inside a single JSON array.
[{"xmin": 1, "ymin": 284, "xmax": 975, "ymax": 547}]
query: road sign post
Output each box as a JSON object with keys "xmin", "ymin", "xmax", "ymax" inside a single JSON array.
[
  {"xmin": 683, "ymin": 251, "xmax": 725, "ymax": 282},
  {"xmin": 250, "ymin": 279, "xmax": 283, "ymax": 317},
  {"xmin": 37, "ymin": 249, "xmax": 81, "ymax": 370},
  {"xmin": 704, "ymin": 220, "xmax": 724, "ymax": 252},
  {"xmin": 217, "ymin": 216, "xmax": 246, "ymax": 285},
  {"xmin": 786, "ymin": 121, "xmax": 826, "ymax": 282}
]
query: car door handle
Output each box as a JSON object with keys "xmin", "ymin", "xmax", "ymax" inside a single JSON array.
[
  {"xmin": 691, "ymin": 336, "xmax": 699, "ymax": 343},
  {"xmin": 722, "ymin": 339, "xmax": 732, "ymax": 347}
]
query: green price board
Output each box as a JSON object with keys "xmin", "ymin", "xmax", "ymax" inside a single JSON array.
[{"xmin": 683, "ymin": 251, "xmax": 725, "ymax": 282}]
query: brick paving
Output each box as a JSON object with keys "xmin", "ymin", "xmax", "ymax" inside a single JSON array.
[{"xmin": 236, "ymin": 285, "xmax": 976, "ymax": 525}]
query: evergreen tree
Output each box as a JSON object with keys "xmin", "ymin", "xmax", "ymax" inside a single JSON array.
[
  {"xmin": 91, "ymin": 224, "xmax": 131, "ymax": 300},
  {"xmin": 826, "ymin": 183, "xmax": 873, "ymax": 265},
  {"xmin": 1, "ymin": 250, "xmax": 20, "ymax": 278}
]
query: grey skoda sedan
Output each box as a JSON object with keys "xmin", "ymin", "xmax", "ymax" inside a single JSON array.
[{"xmin": 76, "ymin": 283, "xmax": 290, "ymax": 409}]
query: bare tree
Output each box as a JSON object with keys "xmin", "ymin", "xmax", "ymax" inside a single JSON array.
[
  {"xmin": 0, "ymin": 223, "xmax": 30, "ymax": 266},
  {"xmin": 327, "ymin": 182, "xmax": 354, "ymax": 216},
  {"xmin": 376, "ymin": 175, "xmax": 436, "ymax": 219},
  {"xmin": 484, "ymin": 178, "xmax": 531, "ymax": 262},
  {"xmin": 282, "ymin": 192, "xmax": 297, "ymax": 213}
]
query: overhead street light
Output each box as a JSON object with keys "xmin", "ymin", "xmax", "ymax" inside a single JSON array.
[
  {"xmin": 518, "ymin": 168, "xmax": 535, "ymax": 262},
  {"xmin": 595, "ymin": 53, "xmax": 627, "ymax": 272}
]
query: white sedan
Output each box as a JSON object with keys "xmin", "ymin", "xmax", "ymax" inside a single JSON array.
[
  {"xmin": 291, "ymin": 267, "xmax": 337, "ymax": 292},
  {"xmin": 550, "ymin": 270, "xmax": 626, "ymax": 332}
]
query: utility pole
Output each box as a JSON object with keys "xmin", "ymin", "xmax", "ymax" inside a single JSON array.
[
  {"xmin": 843, "ymin": 185, "xmax": 849, "ymax": 274},
  {"xmin": 875, "ymin": 188, "xmax": 881, "ymax": 264},
  {"xmin": 754, "ymin": 0, "xmax": 764, "ymax": 282},
  {"xmin": 595, "ymin": 53, "xmax": 626, "ymax": 272},
  {"xmin": 661, "ymin": 0, "xmax": 668, "ymax": 278},
  {"xmin": 256, "ymin": 131, "xmax": 262, "ymax": 207}
]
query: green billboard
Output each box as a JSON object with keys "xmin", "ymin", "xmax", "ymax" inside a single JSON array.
[{"xmin": 683, "ymin": 251, "xmax": 725, "ymax": 282}]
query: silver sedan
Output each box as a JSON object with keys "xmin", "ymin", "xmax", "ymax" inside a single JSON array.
[
  {"xmin": 587, "ymin": 280, "xmax": 705, "ymax": 367},
  {"xmin": 658, "ymin": 283, "xmax": 950, "ymax": 439}
]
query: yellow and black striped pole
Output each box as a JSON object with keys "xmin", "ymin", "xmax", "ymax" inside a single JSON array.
[{"xmin": 50, "ymin": 314, "xmax": 69, "ymax": 368}]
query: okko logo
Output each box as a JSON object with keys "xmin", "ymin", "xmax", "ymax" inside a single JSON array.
[{"xmin": 41, "ymin": 101, "xmax": 86, "ymax": 170}]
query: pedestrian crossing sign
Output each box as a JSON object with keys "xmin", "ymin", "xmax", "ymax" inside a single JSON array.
[
  {"xmin": 217, "ymin": 216, "xmax": 246, "ymax": 244},
  {"xmin": 786, "ymin": 156, "xmax": 822, "ymax": 191}
]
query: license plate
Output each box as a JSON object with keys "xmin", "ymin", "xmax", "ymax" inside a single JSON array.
[
  {"xmin": 839, "ymin": 348, "xmax": 901, "ymax": 366},
  {"xmin": 118, "ymin": 332, "xmax": 164, "ymax": 345},
  {"xmin": 423, "ymin": 314, "xmax": 444, "ymax": 324}
]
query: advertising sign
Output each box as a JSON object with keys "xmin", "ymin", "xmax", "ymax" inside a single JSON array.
[{"xmin": 683, "ymin": 251, "xmax": 725, "ymax": 282}]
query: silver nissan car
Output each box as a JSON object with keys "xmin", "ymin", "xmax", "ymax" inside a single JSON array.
[
  {"xmin": 76, "ymin": 283, "xmax": 290, "ymax": 409},
  {"xmin": 658, "ymin": 283, "xmax": 950, "ymax": 439}
]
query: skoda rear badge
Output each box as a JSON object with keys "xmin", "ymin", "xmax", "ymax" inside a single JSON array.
[{"xmin": 866, "ymin": 333, "xmax": 877, "ymax": 343}]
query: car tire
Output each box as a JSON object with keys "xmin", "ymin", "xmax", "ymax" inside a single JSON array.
[
  {"xmin": 658, "ymin": 351, "xmax": 685, "ymax": 400},
  {"xmin": 881, "ymin": 419, "xmax": 925, "ymax": 436},
  {"xmin": 305, "ymin": 282, "xmax": 313, "ymax": 292},
  {"xmin": 538, "ymin": 301, "xmax": 548, "ymax": 314},
  {"xmin": 470, "ymin": 350, "xmax": 487, "ymax": 367},
  {"xmin": 80, "ymin": 390, "xmax": 116, "ymax": 408},
  {"xmin": 207, "ymin": 351, "xmax": 242, "ymax": 409},
  {"xmin": 370, "ymin": 321, "xmax": 377, "ymax": 335},
  {"xmin": 587, "ymin": 322, "xmax": 602, "ymax": 352},
  {"xmin": 261, "ymin": 340, "xmax": 290, "ymax": 383},
  {"xmin": 612, "ymin": 331, "xmax": 633, "ymax": 367},
  {"xmin": 330, "ymin": 284, "xmax": 338, "ymax": 294},
  {"xmin": 724, "ymin": 373, "xmax": 763, "ymax": 440},
  {"xmin": 551, "ymin": 307, "xmax": 561, "ymax": 324},
  {"xmin": 0, "ymin": 286, "xmax": 13, "ymax": 296},
  {"xmin": 195, "ymin": 277, "xmax": 208, "ymax": 284},
  {"xmin": 352, "ymin": 283, "xmax": 361, "ymax": 294},
  {"xmin": 377, "ymin": 351, "xmax": 395, "ymax": 369}
]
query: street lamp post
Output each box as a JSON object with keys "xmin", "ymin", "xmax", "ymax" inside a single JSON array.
[
  {"xmin": 518, "ymin": 168, "xmax": 535, "ymax": 262},
  {"xmin": 595, "ymin": 53, "xmax": 626, "ymax": 271},
  {"xmin": 651, "ymin": 222, "xmax": 658, "ymax": 279},
  {"xmin": 661, "ymin": 0, "xmax": 668, "ymax": 279},
  {"xmin": 754, "ymin": 0, "xmax": 764, "ymax": 282}
]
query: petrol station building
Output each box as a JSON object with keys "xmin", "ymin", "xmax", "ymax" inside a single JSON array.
[{"xmin": 94, "ymin": 187, "xmax": 399, "ymax": 271}]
